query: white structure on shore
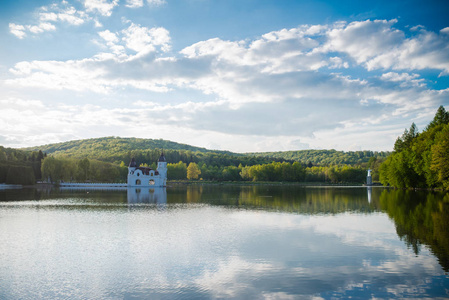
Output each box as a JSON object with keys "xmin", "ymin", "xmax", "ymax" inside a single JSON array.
[
  {"xmin": 366, "ymin": 169, "xmax": 372, "ymax": 186},
  {"xmin": 127, "ymin": 153, "xmax": 167, "ymax": 187}
]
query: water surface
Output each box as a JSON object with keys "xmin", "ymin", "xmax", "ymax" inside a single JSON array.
[{"xmin": 0, "ymin": 185, "xmax": 448, "ymax": 299}]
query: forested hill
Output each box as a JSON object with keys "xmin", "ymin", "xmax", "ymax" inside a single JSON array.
[
  {"xmin": 23, "ymin": 136, "xmax": 388, "ymax": 166},
  {"xmin": 23, "ymin": 137, "xmax": 238, "ymax": 160},
  {"xmin": 248, "ymin": 149, "xmax": 390, "ymax": 165}
]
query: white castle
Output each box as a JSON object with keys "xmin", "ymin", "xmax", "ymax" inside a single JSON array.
[{"xmin": 127, "ymin": 153, "xmax": 167, "ymax": 187}]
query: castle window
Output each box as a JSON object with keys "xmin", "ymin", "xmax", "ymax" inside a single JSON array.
[
  {"xmin": 136, "ymin": 179, "xmax": 141, "ymax": 185},
  {"xmin": 149, "ymin": 179, "xmax": 155, "ymax": 185}
]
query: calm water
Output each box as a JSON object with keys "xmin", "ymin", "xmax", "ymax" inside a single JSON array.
[{"xmin": 0, "ymin": 185, "xmax": 448, "ymax": 299}]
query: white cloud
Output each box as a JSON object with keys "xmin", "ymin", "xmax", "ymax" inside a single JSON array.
[
  {"xmin": 83, "ymin": 0, "xmax": 119, "ymax": 17},
  {"xmin": 121, "ymin": 23, "xmax": 171, "ymax": 54},
  {"xmin": 147, "ymin": 0, "xmax": 166, "ymax": 5},
  {"xmin": 3, "ymin": 19, "xmax": 449, "ymax": 151},
  {"xmin": 98, "ymin": 29, "xmax": 119, "ymax": 44},
  {"xmin": 125, "ymin": 0, "xmax": 144, "ymax": 8},
  {"xmin": 27, "ymin": 22, "xmax": 56, "ymax": 34},
  {"xmin": 322, "ymin": 19, "xmax": 449, "ymax": 74},
  {"xmin": 10, "ymin": 3, "xmax": 88, "ymax": 39},
  {"xmin": 324, "ymin": 19, "xmax": 404, "ymax": 65},
  {"xmin": 9, "ymin": 0, "xmax": 119, "ymax": 40},
  {"xmin": 125, "ymin": 0, "xmax": 165, "ymax": 8},
  {"xmin": 9, "ymin": 23, "xmax": 26, "ymax": 39},
  {"xmin": 380, "ymin": 72, "xmax": 425, "ymax": 87},
  {"xmin": 55, "ymin": 7, "xmax": 87, "ymax": 25}
]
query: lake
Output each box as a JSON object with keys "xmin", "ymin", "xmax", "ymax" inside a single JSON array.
[{"xmin": 0, "ymin": 185, "xmax": 448, "ymax": 299}]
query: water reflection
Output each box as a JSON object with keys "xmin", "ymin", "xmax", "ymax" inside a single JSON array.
[
  {"xmin": 379, "ymin": 189, "xmax": 449, "ymax": 272},
  {"xmin": 367, "ymin": 186, "xmax": 372, "ymax": 203},
  {"xmin": 166, "ymin": 185, "xmax": 381, "ymax": 214},
  {"xmin": 0, "ymin": 185, "xmax": 448, "ymax": 299},
  {"xmin": 127, "ymin": 187, "xmax": 167, "ymax": 205}
]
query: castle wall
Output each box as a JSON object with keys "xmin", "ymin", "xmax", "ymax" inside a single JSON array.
[{"xmin": 128, "ymin": 164, "xmax": 167, "ymax": 187}]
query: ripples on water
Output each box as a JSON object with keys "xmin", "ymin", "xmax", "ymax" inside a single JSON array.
[{"xmin": 0, "ymin": 186, "xmax": 448, "ymax": 299}]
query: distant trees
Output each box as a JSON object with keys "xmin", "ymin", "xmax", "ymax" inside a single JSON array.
[
  {"xmin": 187, "ymin": 162, "xmax": 201, "ymax": 180},
  {"xmin": 380, "ymin": 105, "xmax": 449, "ymax": 189},
  {"xmin": 2, "ymin": 131, "xmax": 396, "ymax": 185},
  {"xmin": 0, "ymin": 147, "xmax": 44, "ymax": 185},
  {"xmin": 6, "ymin": 166, "xmax": 35, "ymax": 185},
  {"xmin": 41, "ymin": 157, "xmax": 125, "ymax": 183},
  {"xmin": 23, "ymin": 136, "xmax": 390, "ymax": 168},
  {"xmin": 0, "ymin": 148, "xmax": 374, "ymax": 184},
  {"xmin": 248, "ymin": 149, "xmax": 390, "ymax": 166},
  {"xmin": 167, "ymin": 161, "xmax": 187, "ymax": 180}
]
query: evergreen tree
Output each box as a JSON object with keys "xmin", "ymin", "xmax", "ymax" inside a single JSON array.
[{"xmin": 426, "ymin": 105, "xmax": 449, "ymax": 130}]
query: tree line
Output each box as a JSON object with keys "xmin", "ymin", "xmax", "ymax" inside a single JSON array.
[
  {"xmin": 248, "ymin": 149, "xmax": 390, "ymax": 165},
  {"xmin": 23, "ymin": 136, "xmax": 389, "ymax": 167},
  {"xmin": 0, "ymin": 147, "xmax": 375, "ymax": 185},
  {"xmin": 14, "ymin": 157, "xmax": 369, "ymax": 184},
  {"xmin": 162, "ymin": 161, "xmax": 367, "ymax": 183},
  {"xmin": 379, "ymin": 105, "xmax": 449, "ymax": 189},
  {"xmin": 0, "ymin": 147, "xmax": 45, "ymax": 185}
]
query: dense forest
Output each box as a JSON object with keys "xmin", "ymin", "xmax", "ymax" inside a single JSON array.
[
  {"xmin": 249, "ymin": 149, "xmax": 390, "ymax": 165},
  {"xmin": 2, "ymin": 133, "xmax": 394, "ymax": 185},
  {"xmin": 379, "ymin": 106, "xmax": 449, "ymax": 189},
  {"xmin": 0, "ymin": 147, "xmax": 45, "ymax": 185},
  {"xmin": 0, "ymin": 137, "xmax": 385, "ymax": 184},
  {"xmin": 24, "ymin": 136, "xmax": 389, "ymax": 167}
]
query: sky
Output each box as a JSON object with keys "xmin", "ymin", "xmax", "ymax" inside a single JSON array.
[{"xmin": 1, "ymin": 0, "xmax": 449, "ymax": 153}]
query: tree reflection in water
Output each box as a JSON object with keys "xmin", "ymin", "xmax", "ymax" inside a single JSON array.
[{"xmin": 379, "ymin": 189, "xmax": 449, "ymax": 272}]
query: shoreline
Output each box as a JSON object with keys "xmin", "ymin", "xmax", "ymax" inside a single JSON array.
[{"xmin": 4, "ymin": 181, "xmax": 445, "ymax": 191}]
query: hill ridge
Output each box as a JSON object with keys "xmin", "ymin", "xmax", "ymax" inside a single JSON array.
[{"xmin": 21, "ymin": 136, "xmax": 389, "ymax": 166}]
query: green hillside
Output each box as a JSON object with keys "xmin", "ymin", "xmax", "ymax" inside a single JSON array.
[
  {"xmin": 249, "ymin": 149, "xmax": 390, "ymax": 166},
  {"xmin": 12, "ymin": 136, "xmax": 389, "ymax": 184},
  {"xmin": 23, "ymin": 137, "xmax": 238, "ymax": 162},
  {"xmin": 22, "ymin": 136, "xmax": 389, "ymax": 167},
  {"xmin": 23, "ymin": 137, "xmax": 390, "ymax": 166}
]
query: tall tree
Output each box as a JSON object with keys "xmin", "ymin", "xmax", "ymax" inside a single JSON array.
[
  {"xmin": 426, "ymin": 105, "xmax": 449, "ymax": 130},
  {"xmin": 187, "ymin": 162, "xmax": 201, "ymax": 180}
]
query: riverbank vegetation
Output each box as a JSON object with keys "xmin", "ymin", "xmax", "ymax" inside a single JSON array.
[
  {"xmin": 2, "ymin": 131, "xmax": 392, "ymax": 185},
  {"xmin": 0, "ymin": 147, "xmax": 44, "ymax": 185},
  {"xmin": 21, "ymin": 157, "xmax": 371, "ymax": 184},
  {"xmin": 379, "ymin": 106, "xmax": 449, "ymax": 189},
  {"xmin": 0, "ymin": 147, "xmax": 379, "ymax": 185}
]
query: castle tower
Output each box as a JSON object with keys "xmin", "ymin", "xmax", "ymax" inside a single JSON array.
[
  {"xmin": 157, "ymin": 152, "xmax": 167, "ymax": 186},
  {"xmin": 127, "ymin": 157, "xmax": 138, "ymax": 186},
  {"xmin": 366, "ymin": 169, "xmax": 372, "ymax": 186}
]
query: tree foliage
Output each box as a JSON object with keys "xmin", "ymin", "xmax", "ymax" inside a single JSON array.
[
  {"xmin": 380, "ymin": 106, "xmax": 449, "ymax": 189},
  {"xmin": 187, "ymin": 162, "xmax": 201, "ymax": 180},
  {"xmin": 248, "ymin": 149, "xmax": 389, "ymax": 165},
  {"xmin": 41, "ymin": 157, "xmax": 126, "ymax": 183},
  {"xmin": 0, "ymin": 146, "xmax": 45, "ymax": 184},
  {"xmin": 4, "ymin": 135, "xmax": 385, "ymax": 184}
]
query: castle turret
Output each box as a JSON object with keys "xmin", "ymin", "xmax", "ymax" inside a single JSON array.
[
  {"xmin": 129, "ymin": 157, "xmax": 137, "ymax": 168},
  {"xmin": 157, "ymin": 152, "xmax": 167, "ymax": 186},
  {"xmin": 366, "ymin": 169, "xmax": 372, "ymax": 186}
]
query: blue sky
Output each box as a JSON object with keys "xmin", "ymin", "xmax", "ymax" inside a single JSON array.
[{"xmin": 1, "ymin": 0, "xmax": 449, "ymax": 152}]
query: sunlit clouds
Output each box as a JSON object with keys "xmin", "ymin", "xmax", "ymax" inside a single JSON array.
[{"xmin": 1, "ymin": 1, "xmax": 449, "ymax": 151}]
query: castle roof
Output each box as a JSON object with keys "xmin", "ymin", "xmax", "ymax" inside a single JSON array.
[
  {"xmin": 129, "ymin": 157, "xmax": 137, "ymax": 168},
  {"xmin": 136, "ymin": 167, "xmax": 159, "ymax": 176},
  {"xmin": 158, "ymin": 152, "xmax": 166, "ymax": 162}
]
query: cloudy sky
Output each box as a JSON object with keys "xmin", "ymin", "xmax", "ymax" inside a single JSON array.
[{"xmin": 1, "ymin": 0, "xmax": 448, "ymax": 152}]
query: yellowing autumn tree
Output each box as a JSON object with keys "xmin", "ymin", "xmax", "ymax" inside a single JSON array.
[{"xmin": 187, "ymin": 162, "xmax": 201, "ymax": 180}]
